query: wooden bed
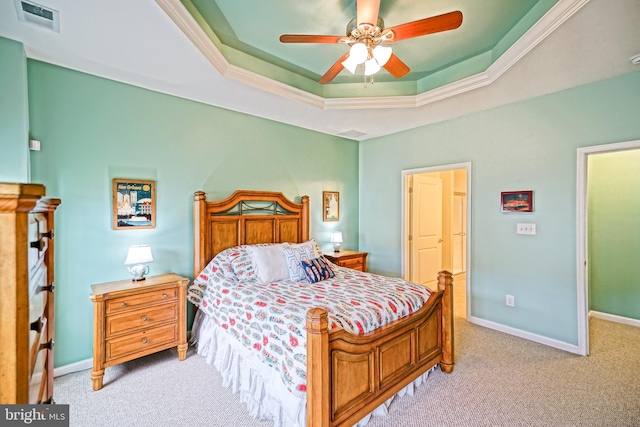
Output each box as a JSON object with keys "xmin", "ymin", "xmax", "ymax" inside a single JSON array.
[{"xmin": 193, "ymin": 190, "xmax": 454, "ymax": 427}]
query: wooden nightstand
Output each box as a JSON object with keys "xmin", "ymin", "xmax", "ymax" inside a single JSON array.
[
  {"xmin": 89, "ymin": 273, "xmax": 189, "ymax": 391},
  {"xmin": 324, "ymin": 250, "xmax": 368, "ymax": 272}
]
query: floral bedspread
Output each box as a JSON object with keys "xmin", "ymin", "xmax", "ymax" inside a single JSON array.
[{"xmin": 187, "ymin": 245, "xmax": 433, "ymax": 397}]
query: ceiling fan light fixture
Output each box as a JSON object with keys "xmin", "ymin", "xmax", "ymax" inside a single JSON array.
[
  {"xmin": 364, "ymin": 58, "xmax": 381, "ymax": 76},
  {"xmin": 372, "ymin": 45, "xmax": 392, "ymax": 66},
  {"xmin": 341, "ymin": 55, "xmax": 359, "ymax": 74},
  {"xmin": 349, "ymin": 42, "xmax": 368, "ymax": 64}
]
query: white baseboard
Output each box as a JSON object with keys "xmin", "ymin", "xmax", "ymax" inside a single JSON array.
[
  {"xmin": 589, "ymin": 310, "xmax": 640, "ymax": 328},
  {"xmin": 53, "ymin": 358, "xmax": 92, "ymax": 378},
  {"xmin": 468, "ymin": 316, "xmax": 581, "ymax": 354}
]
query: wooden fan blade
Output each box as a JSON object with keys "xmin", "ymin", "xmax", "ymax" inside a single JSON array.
[
  {"xmin": 356, "ymin": 0, "xmax": 380, "ymax": 26},
  {"xmin": 279, "ymin": 34, "xmax": 343, "ymax": 44},
  {"xmin": 388, "ymin": 11, "xmax": 463, "ymax": 42},
  {"xmin": 319, "ymin": 52, "xmax": 350, "ymax": 84},
  {"xmin": 383, "ymin": 54, "xmax": 410, "ymax": 78}
]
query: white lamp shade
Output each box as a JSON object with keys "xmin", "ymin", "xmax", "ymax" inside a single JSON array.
[
  {"xmin": 349, "ymin": 43, "xmax": 368, "ymax": 64},
  {"xmin": 373, "ymin": 45, "xmax": 392, "ymax": 66},
  {"xmin": 341, "ymin": 55, "xmax": 359, "ymax": 74},
  {"xmin": 330, "ymin": 232, "xmax": 343, "ymax": 243},
  {"xmin": 364, "ymin": 58, "xmax": 381, "ymax": 76},
  {"xmin": 124, "ymin": 245, "xmax": 154, "ymax": 265}
]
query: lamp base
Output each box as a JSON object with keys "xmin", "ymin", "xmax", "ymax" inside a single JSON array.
[
  {"xmin": 127, "ymin": 264, "xmax": 150, "ymax": 282},
  {"xmin": 333, "ymin": 243, "xmax": 341, "ymax": 253}
]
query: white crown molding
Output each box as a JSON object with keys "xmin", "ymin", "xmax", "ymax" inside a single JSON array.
[
  {"xmin": 155, "ymin": 0, "xmax": 325, "ymax": 109},
  {"xmin": 156, "ymin": 0, "xmax": 589, "ymax": 110}
]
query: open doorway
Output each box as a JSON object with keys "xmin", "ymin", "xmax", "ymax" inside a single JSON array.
[
  {"xmin": 402, "ymin": 163, "xmax": 471, "ymax": 320},
  {"xmin": 577, "ymin": 139, "xmax": 640, "ymax": 356}
]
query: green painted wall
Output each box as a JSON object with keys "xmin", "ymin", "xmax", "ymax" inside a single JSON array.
[
  {"xmin": 27, "ymin": 60, "xmax": 359, "ymax": 367},
  {"xmin": 588, "ymin": 149, "xmax": 640, "ymax": 320},
  {"xmin": 0, "ymin": 36, "xmax": 30, "ymax": 182},
  {"xmin": 359, "ymin": 72, "xmax": 640, "ymax": 346}
]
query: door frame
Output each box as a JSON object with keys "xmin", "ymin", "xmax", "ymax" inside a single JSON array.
[
  {"xmin": 402, "ymin": 162, "xmax": 472, "ymax": 319},
  {"xmin": 576, "ymin": 138, "xmax": 640, "ymax": 356}
]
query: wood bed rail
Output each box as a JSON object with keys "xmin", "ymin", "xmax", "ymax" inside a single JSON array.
[{"xmin": 306, "ymin": 270, "xmax": 454, "ymax": 427}]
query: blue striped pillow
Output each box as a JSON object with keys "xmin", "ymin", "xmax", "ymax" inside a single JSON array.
[{"xmin": 300, "ymin": 257, "xmax": 335, "ymax": 283}]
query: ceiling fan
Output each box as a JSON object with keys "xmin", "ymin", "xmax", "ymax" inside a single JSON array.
[{"xmin": 279, "ymin": 0, "xmax": 463, "ymax": 84}]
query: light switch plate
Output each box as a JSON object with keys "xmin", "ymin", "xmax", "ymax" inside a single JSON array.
[{"xmin": 516, "ymin": 223, "xmax": 536, "ymax": 235}]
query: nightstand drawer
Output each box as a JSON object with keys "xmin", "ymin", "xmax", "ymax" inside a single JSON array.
[
  {"xmin": 106, "ymin": 303, "xmax": 177, "ymax": 337},
  {"xmin": 106, "ymin": 288, "xmax": 178, "ymax": 314},
  {"xmin": 106, "ymin": 324, "xmax": 178, "ymax": 361},
  {"xmin": 338, "ymin": 257, "xmax": 364, "ymax": 269},
  {"xmin": 325, "ymin": 250, "xmax": 368, "ymax": 272}
]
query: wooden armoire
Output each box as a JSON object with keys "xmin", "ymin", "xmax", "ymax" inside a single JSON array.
[{"xmin": 0, "ymin": 183, "xmax": 60, "ymax": 403}]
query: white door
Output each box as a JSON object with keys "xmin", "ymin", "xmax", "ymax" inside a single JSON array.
[
  {"xmin": 452, "ymin": 193, "xmax": 467, "ymax": 275},
  {"xmin": 411, "ymin": 174, "xmax": 443, "ymax": 288}
]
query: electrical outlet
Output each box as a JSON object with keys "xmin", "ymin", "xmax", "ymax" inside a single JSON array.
[
  {"xmin": 506, "ymin": 294, "xmax": 515, "ymax": 307},
  {"xmin": 516, "ymin": 223, "xmax": 536, "ymax": 235}
]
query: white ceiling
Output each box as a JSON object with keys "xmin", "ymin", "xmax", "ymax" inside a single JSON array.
[{"xmin": 1, "ymin": 0, "xmax": 638, "ymax": 141}]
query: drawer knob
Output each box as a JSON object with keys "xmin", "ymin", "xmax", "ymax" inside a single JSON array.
[
  {"xmin": 121, "ymin": 302, "xmax": 127, "ymax": 307},
  {"xmin": 141, "ymin": 338, "xmax": 149, "ymax": 344},
  {"xmin": 30, "ymin": 318, "xmax": 44, "ymax": 333},
  {"xmin": 141, "ymin": 316, "xmax": 149, "ymax": 322},
  {"xmin": 42, "ymin": 230, "xmax": 54, "ymax": 240},
  {"xmin": 37, "ymin": 283, "xmax": 55, "ymax": 293},
  {"xmin": 40, "ymin": 339, "xmax": 54, "ymax": 350},
  {"xmin": 30, "ymin": 239, "xmax": 45, "ymax": 251},
  {"xmin": 163, "ymin": 294, "xmax": 168, "ymax": 298}
]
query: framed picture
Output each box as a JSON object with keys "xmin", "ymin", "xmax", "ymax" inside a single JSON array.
[
  {"xmin": 501, "ymin": 190, "xmax": 533, "ymax": 213},
  {"xmin": 112, "ymin": 179, "xmax": 156, "ymax": 229},
  {"xmin": 323, "ymin": 191, "xmax": 340, "ymax": 222}
]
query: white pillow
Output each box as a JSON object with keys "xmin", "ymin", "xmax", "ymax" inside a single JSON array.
[
  {"xmin": 283, "ymin": 240, "xmax": 316, "ymax": 282},
  {"xmin": 247, "ymin": 245, "xmax": 289, "ymax": 283}
]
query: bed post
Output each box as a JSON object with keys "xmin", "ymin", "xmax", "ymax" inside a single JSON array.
[
  {"xmin": 193, "ymin": 191, "xmax": 207, "ymax": 278},
  {"xmin": 438, "ymin": 270, "xmax": 454, "ymax": 373},
  {"xmin": 306, "ymin": 307, "xmax": 330, "ymax": 427},
  {"xmin": 301, "ymin": 195, "xmax": 310, "ymax": 241}
]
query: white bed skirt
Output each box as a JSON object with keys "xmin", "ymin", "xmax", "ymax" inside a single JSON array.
[{"xmin": 191, "ymin": 309, "xmax": 435, "ymax": 427}]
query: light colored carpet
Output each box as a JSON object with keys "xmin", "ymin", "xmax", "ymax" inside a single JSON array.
[{"xmin": 55, "ymin": 315, "xmax": 640, "ymax": 427}]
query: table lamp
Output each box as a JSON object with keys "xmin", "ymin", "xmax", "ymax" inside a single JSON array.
[
  {"xmin": 330, "ymin": 232, "xmax": 343, "ymax": 253},
  {"xmin": 124, "ymin": 244, "xmax": 154, "ymax": 281}
]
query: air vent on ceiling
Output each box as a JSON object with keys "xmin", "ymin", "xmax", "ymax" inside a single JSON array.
[
  {"xmin": 337, "ymin": 130, "xmax": 368, "ymax": 139},
  {"xmin": 15, "ymin": 0, "xmax": 60, "ymax": 33}
]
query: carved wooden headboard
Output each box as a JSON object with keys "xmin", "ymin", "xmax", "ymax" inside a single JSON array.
[{"xmin": 193, "ymin": 190, "xmax": 310, "ymax": 277}]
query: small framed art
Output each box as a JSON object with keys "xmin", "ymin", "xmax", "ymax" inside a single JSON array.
[
  {"xmin": 323, "ymin": 191, "xmax": 340, "ymax": 222},
  {"xmin": 112, "ymin": 178, "xmax": 156, "ymax": 229},
  {"xmin": 501, "ymin": 190, "xmax": 533, "ymax": 213}
]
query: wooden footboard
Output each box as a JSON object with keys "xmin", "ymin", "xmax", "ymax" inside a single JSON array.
[{"xmin": 306, "ymin": 271, "xmax": 454, "ymax": 427}]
